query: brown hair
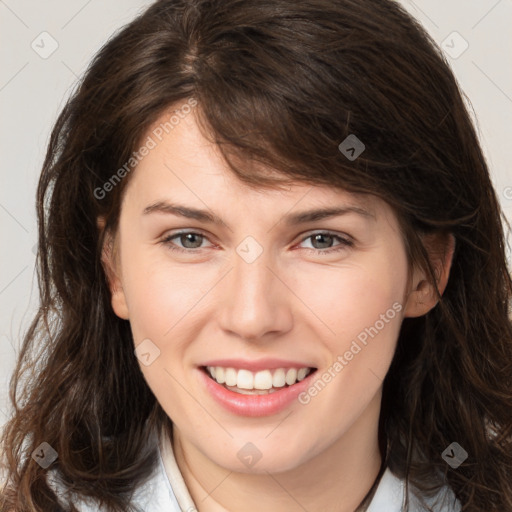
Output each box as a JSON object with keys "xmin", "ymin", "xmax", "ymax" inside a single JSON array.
[{"xmin": 2, "ymin": 0, "xmax": 511, "ymax": 510}]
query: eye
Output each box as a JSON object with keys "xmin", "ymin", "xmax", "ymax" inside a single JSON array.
[
  {"xmin": 159, "ymin": 230, "xmax": 354, "ymax": 255},
  {"xmin": 297, "ymin": 231, "xmax": 354, "ymax": 254},
  {"xmin": 160, "ymin": 231, "xmax": 212, "ymax": 253}
]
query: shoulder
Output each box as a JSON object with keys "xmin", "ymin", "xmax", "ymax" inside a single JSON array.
[
  {"xmin": 128, "ymin": 447, "xmax": 182, "ymax": 511},
  {"xmin": 367, "ymin": 467, "xmax": 461, "ymax": 512},
  {"xmin": 45, "ymin": 453, "xmax": 181, "ymax": 512}
]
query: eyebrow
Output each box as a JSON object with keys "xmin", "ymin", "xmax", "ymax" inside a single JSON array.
[{"xmin": 142, "ymin": 201, "xmax": 375, "ymax": 226}]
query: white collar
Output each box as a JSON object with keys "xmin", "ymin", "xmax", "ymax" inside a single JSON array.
[
  {"xmin": 46, "ymin": 426, "xmax": 460, "ymax": 511},
  {"xmin": 156, "ymin": 427, "xmax": 460, "ymax": 512}
]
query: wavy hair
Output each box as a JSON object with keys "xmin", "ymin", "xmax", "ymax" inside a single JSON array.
[{"xmin": 2, "ymin": 0, "xmax": 511, "ymax": 510}]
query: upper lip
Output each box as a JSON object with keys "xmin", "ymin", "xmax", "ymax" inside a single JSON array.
[{"xmin": 200, "ymin": 358, "xmax": 317, "ymax": 372}]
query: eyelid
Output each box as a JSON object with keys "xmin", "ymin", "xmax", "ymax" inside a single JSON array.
[
  {"xmin": 160, "ymin": 229, "xmax": 215, "ymax": 248},
  {"xmin": 294, "ymin": 230, "xmax": 354, "ymax": 252},
  {"xmin": 296, "ymin": 229, "xmax": 354, "ymax": 244}
]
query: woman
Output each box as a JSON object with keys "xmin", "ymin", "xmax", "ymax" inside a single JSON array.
[{"xmin": 2, "ymin": 0, "xmax": 511, "ymax": 510}]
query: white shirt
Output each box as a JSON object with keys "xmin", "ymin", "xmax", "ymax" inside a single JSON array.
[{"xmin": 48, "ymin": 427, "xmax": 461, "ymax": 512}]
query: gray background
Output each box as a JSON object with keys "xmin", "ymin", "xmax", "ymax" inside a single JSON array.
[{"xmin": 1, "ymin": 0, "xmax": 511, "ymax": 430}]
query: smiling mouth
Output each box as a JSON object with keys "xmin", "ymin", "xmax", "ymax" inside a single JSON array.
[{"xmin": 201, "ymin": 366, "xmax": 317, "ymax": 395}]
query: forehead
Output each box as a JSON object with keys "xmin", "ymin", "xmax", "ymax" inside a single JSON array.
[{"xmin": 122, "ymin": 105, "xmax": 388, "ymax": 222}]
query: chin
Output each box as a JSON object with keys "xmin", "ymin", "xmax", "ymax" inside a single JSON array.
[{"xmin": 207, "ymin": 438, "xmax": 315, "ymax": 475}]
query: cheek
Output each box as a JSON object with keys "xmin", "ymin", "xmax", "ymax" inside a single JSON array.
[
  {"xmin": 291, "ymin": 250, "xmax": 407, "ymax": 352},
  {"xmin": 121, "ymin": 244, "xmax": 207, "ymax": 342},
  {"xmin": 332, "ymin": 253, "xmax": 408, "ymax": 390},
  {"xmin": 293, "ymin": 255, "xmax": 406, "ymax": 439},
  {"xmin": 121, "ymin": 253, "xmax": 203, "ymax": 418}
]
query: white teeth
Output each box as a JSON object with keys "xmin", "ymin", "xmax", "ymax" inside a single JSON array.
[
  {"xmin": 237, "ymin": 369, "xmax": 254, "ymax": 390},
  {"xmin": 297, "ymin": 368, "xmax": 308, "ymax": 381},
  {"xmin": 272, "ymin": 368, "xmax": 286, "ymax": 388},
  {"xmin": 226, "ymin": 386, "xmax": 271, "ymax": 395},
  {"xmin": 225, "ymin": 368, "xmax": 237, "ymax": 387},
  {"xmin": 206, "ymin": 366, "xmax": 312, "ymax": 390},
  {"xmin": 254, "ymin": 370, "xmax": 273, "ymax": 390},
  {"xmin": 285, "ymin": 368, "xmax": 297, "ymax": 385},
  {"xmin": 215, "ymin": 367, "xmax": 225, "ymax": 384}
]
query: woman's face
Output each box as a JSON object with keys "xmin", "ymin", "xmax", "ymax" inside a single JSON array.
[{"xmin": 106, "ymin": 105, "xmax": 416, "ymax": 473}]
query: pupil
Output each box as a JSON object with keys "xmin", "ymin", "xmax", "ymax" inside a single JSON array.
[
  {"xmin": 313, "ymin": 234, "xmax": 332, "ymax": 249},
  {"xmin": 182, "ymin": 233, "xmax": 202, "ymax": 248}
]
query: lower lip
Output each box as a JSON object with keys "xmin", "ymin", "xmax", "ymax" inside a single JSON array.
[{"xmin": 199, "ymin": 368, "xmax": 316, "ymax": 417}]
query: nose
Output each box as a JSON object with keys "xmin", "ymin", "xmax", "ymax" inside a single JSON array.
[{"xmin": 216, "ymin": 249, "xmax": 293, "ymax": 342}]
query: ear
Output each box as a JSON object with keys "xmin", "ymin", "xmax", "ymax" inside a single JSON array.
[
  {"xmin": 403, "ymin": 232, "xmax": 456, "ymax": 318},
  {"xmin": 98, "ymin": 217, "xmax": 130, "ymax": 320}
]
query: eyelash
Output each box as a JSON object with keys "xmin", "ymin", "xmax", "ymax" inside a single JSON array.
[{"xmin": 159, "ymin": 230, "xmax": 354, "ymax": 255}]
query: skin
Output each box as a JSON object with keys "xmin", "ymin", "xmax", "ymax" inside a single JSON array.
[{"xmin": 102, "ymin": 104, "xmax": 454, "ymax": 512}]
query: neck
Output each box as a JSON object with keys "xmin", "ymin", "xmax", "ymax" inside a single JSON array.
[{"xmin": 172, "ymin": 391, "xmax": 384, "ymax": 512}]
